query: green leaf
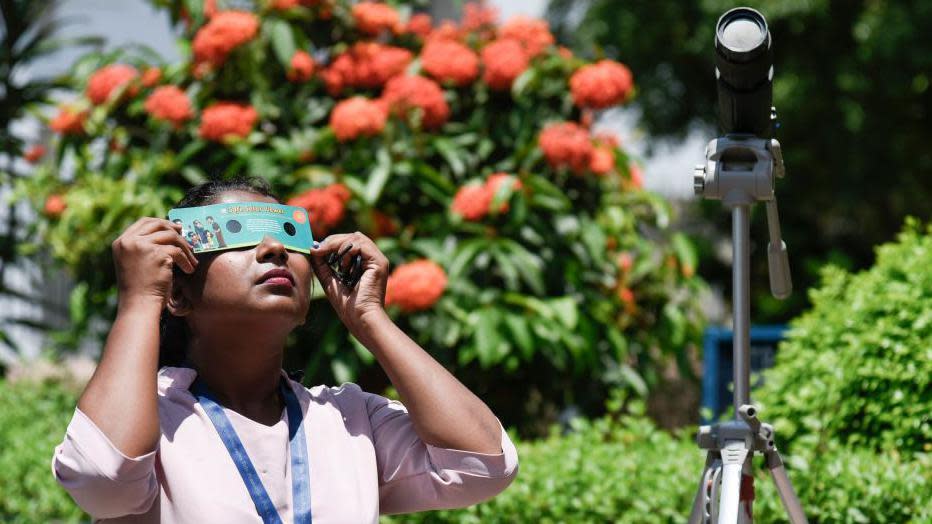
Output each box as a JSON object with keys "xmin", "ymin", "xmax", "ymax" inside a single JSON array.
[
  {"xmin": 671, "ymin": 232, "xmax": 698, "ymax": 276},
  {"xmin": 619, "ymin": 364, "xmax": 648, "ymax": 396},
  {"xmin": 349, "ymin": 334, "xmax": 375, "ymax": 364},
  {"xmin": 448, "ymin": 239, "xmax": 486, "ymax": 279},
  {"xmin": 549, "ymin": 296, "xmax": 579, "ymax": 329},
  {"xmin": 503, "ymin": 313, "xmax": 535, "ymax": 360},
  {"xmin": 267, "ymin": 19, "xmax": 297, "ymax": 69},
  {"xmin": 69, "ymin": 282, "xmax": 88, "ymax": 327},
  {"xmin": 499, "ymin": 239, "xmax": 546, "ymax": 294},
  {"xmin": 363, "ymin": 147, "xmax": 391, "ymax": 205},
  {"xmin": 433, "ymin": 137, "xmax": 466, "ymax": 177},
  {"xmin": 511, "ymin": 67, "xmax": 537, "ymax": 98},
  {"xmin": 475, "ymin": 308, "xmax": 503, "ymax": 367},
  {"xmin": 490, "ymin": 242, "xmax": 520, "ymax": 290},
  {"xmin": 175, "ymin": 140, "xmax": 206, "ymax": 167},
  {"xmin": 181, "ymin": 166, "xmax": 207, "ymax": 185}
]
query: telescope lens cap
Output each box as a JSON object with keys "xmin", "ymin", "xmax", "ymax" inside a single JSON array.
[
  {"xmin": 716, "ymin": 7, "xmax": 769, "ymax": 62},
  {"xmin": 721, "ymin": 17, "xmax": 764, "ymax": 52}
]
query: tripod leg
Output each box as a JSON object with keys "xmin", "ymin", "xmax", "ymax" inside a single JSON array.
[
  {"xmin": 688, "ymin": 453, "xmax": 717, "ymax": 524},
  {"xmin": 717, "ymin": 440, "xmax": 749, "ymax": 524},
  {"xmin": 766, "ymin": 450, "xmax": 809, "ymax": 524},
  {"xmin": 718, "ymin": 461, "xmax": 742, "ymax": 524}
]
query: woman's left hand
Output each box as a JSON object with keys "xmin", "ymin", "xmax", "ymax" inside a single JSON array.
[{"xmin": 309, "ymin": 231, "xmax": 390, "ymax": 333}]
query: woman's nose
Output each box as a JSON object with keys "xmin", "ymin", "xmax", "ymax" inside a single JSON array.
[{"xmin": 256, "ymin": 235, "xmax": 288, "ymax": 263}]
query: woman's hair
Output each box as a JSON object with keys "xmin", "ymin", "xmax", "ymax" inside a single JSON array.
[{"xmin": 158, "ymin": 176, "xmax": 280, "ymax": 368}]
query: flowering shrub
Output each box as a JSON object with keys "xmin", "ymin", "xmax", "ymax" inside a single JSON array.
[{"xmin": 18, "ymin": 0, "xmax": 705, "ymax": 430}]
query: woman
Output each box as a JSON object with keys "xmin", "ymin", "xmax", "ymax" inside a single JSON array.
[{"xmin": 51, "ymin": 177, "xmax": 518, "ymax": 522}]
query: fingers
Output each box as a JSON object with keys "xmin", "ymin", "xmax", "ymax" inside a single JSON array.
[
  {"xmin": 309, "ymin": 233, "xmax": 354, "ymax": 257},
  {"xmin": 125, "ymin": 217, "xmax": 182, "ymax": 238},
  {"xmin": 310, "ymin": 232, "xmax": 388, "ymax": 288},
  {"xmin": 144, "ymin": 230, "xmax": 198, "ymax": 273},
  {"xmin": 321, "ymin": 234, "xmax": 388, "ymax": 270},
  {"xmin": 165, "ymin": 245, "xmax": 196, "ymax": 275}
]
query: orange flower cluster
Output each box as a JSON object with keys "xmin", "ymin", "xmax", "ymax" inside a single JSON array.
[
  {"xmin": 86, "ymin": 64, "xmax": 139, "ymax": 105},
  {"xmin": 480, "ymin": 39, "xmax": 529, "ymax": 91},
  {"xmin": 321, "ymin": 42, "xmax": 412, "ymax": 95},
  {"xmin": 421, "ymin": 40, "xmax": 479, "ymax": 86},
  {"xmin": 589, "ymin": 144, "xmax": 614, "ymax": 175},
  {"xmin": 628, "ymin": 163, "xmax": 644, "ymax": 189},
  {"xmin": 451, "ymin": 172, "xmax": 522, "ymax": 221},
  {"xmin": 44, "ymin": 194, "xmax": 67, "ymax": 218},
  {"xmin": 49, "ymin": 106, "xmax": 87, "ymax": 135},
  {"xmin": 270, "ymin": 0, "xmax": 300, "ymax": 9},
  {"xmin": 462, "ymin": 2, "xmax": 498, "ymax": 33},
  {"xmin": 140, "ymin": 67, "xmax": 162, "ymax": 87},
  {"xmin": 570, "ymin": 60, "xmax": 634, "ymax": 109},
  {"xmin": 352, "ymin": 2, "xmax": 401, "ymax": 35},
  {"xmin": 426, "ymin": 21, "xmax": 462, "ymax": 43},
  {"xmin": 192, "ymin": 11, "xmax": 259, "ymax": 67},
  {"xmin": 198, "ymin": 102, "xmax": 258, "ymax": 141},
  {"xmin": 329, "ymin": 96, "xmax": 387, "ymax": 141},
  {"xmin": 498, "ymin": 16, "xmax": 554, "ymax": 58},
  {"xmin": 617, "ymin": 286, "xmax": 637, "ymax": 315},
  {"xmin": 270, "ymin": 0, "xmax": 324, "ymax": 10},
  {"xmin": 405, "ymin": 13, "xmax": 432, "ymax": 38},
  {"xmin": 24, "ymin": 145, "xmax": 46, "ymax": 164},
  {"xmin": 288, "ymin": 51, "xmax": 316, "ymax": 83},
  {"xmin": 144, "ymin": 86, "xmax": 194, "ymax": 126},
  {"xmin": 370, "ymin": 210, "xmax": 397, "ymax": 238},
  {"xmin": 286, "ymin": 183, "xmax": 351, "ymax": 237},
  {"xmin": 381, "ymin": 75, "xmax": 450, "ymax": 130},
  {"xmin": 589, "ymin": 133, "xmax": 620, "ymax": 175},
  {"xmin": 385, "ymin": 259, "xmax": 447, "ymax": 312},
  {"xmin": 617, "ymin": 252, "xmax": 634, "ymax": 274},
  {"xmin": 538, "ymin": 122, "xmax": 593, "ymax": 174}
]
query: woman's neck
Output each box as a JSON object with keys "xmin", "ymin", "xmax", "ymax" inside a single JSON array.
[{"xmin": 186, "ymin": 329, "xmax": 288, "ymax": 421}]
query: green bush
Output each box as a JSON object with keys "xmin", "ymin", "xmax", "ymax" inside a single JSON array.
[
  {"xmin": 0, "ymin": 379, "xmax": 85, "ymax": 522},
  {"xmin": 4, "ymin": 377, "xmax": 928, "ymax": 522},
  {"xmin": 757, "ymin": 219, "xmax": 932, "ymax": 455},
  {"xmin": 385, "ymin": 413, "xmax": 931, "ymax": 523},
  {"xmin": 754, "ymin": 445, "xmax": 931, "ymax": 524}
]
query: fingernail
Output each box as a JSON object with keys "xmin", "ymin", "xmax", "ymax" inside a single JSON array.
[{"xmin": 312, "ymin": 241, "xmax": 320, "ymax": 249}]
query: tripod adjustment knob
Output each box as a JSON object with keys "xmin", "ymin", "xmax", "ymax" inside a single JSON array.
[{"xmin": 693, "ymin": 164, "xmax": 707, "ymax": 195}]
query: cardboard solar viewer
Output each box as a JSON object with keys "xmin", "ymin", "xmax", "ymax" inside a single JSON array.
[{"xmin": 168, "ymin": 202, "xmax": 314, "ymax": 254}]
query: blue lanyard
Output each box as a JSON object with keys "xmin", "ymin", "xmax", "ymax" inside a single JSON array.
[{"xmin": 191, "ymin": 376, "xmax": 312, "ymax": 524}]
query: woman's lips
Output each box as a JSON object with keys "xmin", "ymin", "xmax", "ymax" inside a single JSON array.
[
  {"xmin": 257, "ymin": 268, "xmax": 296, "ymax": 287},
  {"xmin": 260, "ymin": 277, "xmax": 294, "ymax": 288}
]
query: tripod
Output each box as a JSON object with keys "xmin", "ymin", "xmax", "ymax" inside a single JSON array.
[{"xmin": 687, "ymin": 134, "xmax": 808, "ymax": 523}]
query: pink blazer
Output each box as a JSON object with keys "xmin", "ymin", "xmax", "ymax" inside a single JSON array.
[{"xmin": 51, "ymin": 366, "xmax": 519, "ymax": 522}]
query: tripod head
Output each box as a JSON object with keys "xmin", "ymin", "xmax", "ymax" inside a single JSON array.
[{"xmin": 694, "ymin": 134, "xmax": 791, "ymax": 298}]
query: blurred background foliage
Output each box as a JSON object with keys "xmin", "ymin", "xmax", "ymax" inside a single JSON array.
[
  {"xmin": 0, "ymin": 0, "xmax": 100, "ymax": 359},
  {"xmin": 547, "ymin": 0, "xmax": 932, "ymax": 322},
  {"xmin": 11, "ymin": 0, "xmax": 706, "ymax": 436}
]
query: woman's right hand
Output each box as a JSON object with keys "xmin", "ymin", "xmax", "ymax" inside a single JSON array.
[{"xmin": 112, "ymin": 218, "xmax": 198, "ymax": 308}]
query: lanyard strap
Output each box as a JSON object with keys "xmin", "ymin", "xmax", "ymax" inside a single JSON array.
[{"xmin": 192, "ymin": 376, "xmax": 312, "ymax": 524}]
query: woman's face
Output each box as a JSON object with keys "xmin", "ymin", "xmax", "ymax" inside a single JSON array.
[{"xmin": 179, "ymin": 190, "xmax": 313, "ymax": 330}]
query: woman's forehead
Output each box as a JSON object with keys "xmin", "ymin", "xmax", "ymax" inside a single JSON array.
[{"xmin": 214, "ymin": 190, "xmax": 277, "ymax": 205}]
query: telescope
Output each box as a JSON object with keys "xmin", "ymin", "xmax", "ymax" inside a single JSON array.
[
  {"xmin": 714, "ymin": 8, "xmax": 774, "ymax": 137},
  {"xmin": 688, "ymin": 8, "xmax": 808, "ymax": 524}
]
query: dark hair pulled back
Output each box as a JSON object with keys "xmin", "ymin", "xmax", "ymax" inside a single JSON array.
[{"xmin": 157, "ymin": 176, "xmax": 280, "ymax": 368}]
